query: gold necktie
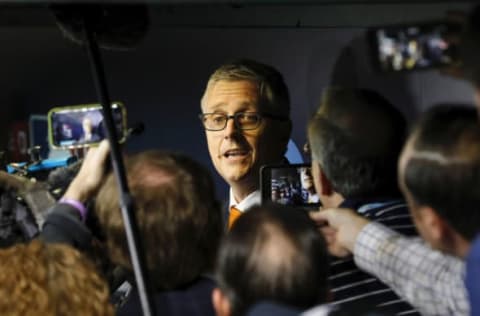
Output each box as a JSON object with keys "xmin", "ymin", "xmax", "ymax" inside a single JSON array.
[{"xmin": 228, "ymin": 206, "xmax": 243, "ymax": 230}]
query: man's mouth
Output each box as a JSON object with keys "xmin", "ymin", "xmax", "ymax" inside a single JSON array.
[{"xmin": 223, "ymin": 149, "xmax": 249, "ymax": 158}]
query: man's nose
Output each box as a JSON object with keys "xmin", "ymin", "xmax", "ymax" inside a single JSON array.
[{"xmin": 223, "ymin": 117, "xmax": 240, "ymax": 138}]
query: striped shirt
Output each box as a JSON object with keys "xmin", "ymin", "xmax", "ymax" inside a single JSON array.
[{"xmin": 329, "ymin": 198, "xmax": 419, "ymax": 315}]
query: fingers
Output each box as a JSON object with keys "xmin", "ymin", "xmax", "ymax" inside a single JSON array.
[
  {"xmin": 310, "ymin": 208, "xmax": 369, "ymax": 256},
  {"xmin": 81, "ymin": 140, "xmax": 110, "ymax": 167},
  {"xmin": 320, "ymin": 220, "xmax": 352, "ymax": 258},
  {"xmin": 92, "ymin": 140, "xmax": 111, "ymax": 166},
  {"xmin": 310, "ymin": 208, "xmax": 349, "ymax": 229},
  {"xmin": 98, "ymin": 140, "xmax": 111, "ymax": 158},
  {"xmin": 63, "ymin": 140, "xmax": 111, "ymax": 202},
  {"xmin": 309, "ymin": 209, "xmax": 333, "ymax": 226},
  {"xmin": 320, "ymin": 226, "xmax": 337, "ymax": 244}
]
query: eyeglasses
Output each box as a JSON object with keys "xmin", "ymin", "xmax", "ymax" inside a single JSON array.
[{"xmin": 199, "ymin": 112, "xmax": 288, "ymax": 131}]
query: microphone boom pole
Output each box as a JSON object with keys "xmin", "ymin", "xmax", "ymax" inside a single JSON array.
[{"xmin": 82, "ymin": 17, "xmax": 156, "ymax": 316}]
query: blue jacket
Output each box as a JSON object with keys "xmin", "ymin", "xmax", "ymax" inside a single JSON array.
[{"xmin": 466, "ymin": 235, "xmax": 480, "ymax": 316}]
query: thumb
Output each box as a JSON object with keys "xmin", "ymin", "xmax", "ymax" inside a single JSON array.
[{"xmin": 310, "ymin": 208, "xmax": 336, "ymax": 227}]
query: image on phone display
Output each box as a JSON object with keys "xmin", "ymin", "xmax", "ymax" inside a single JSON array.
[
  {"xmin": 49, "ymin": 103, "xmax": 126, "ymax": 148},
  {"xmin": 261, "ymin": 164, "xmax": 321, "ymax": 209},
  {"xmin": 372, "ymin": 23, "xmax": 456, "ymax": 72}
]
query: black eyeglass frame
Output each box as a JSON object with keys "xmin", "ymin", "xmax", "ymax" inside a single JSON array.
[{"xmin": 198, "ymin": 111, "xmax": 289, "ymax": 131}]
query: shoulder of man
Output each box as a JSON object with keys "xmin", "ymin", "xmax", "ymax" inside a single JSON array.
[{"xmin": 357, "ymin": 199, "xmax": 417, "ymax": 237}]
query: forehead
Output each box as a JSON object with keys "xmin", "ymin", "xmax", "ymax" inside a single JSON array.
[{"xmin": 202, "ymin": 80, "xmax": 261, "ymax": 112}]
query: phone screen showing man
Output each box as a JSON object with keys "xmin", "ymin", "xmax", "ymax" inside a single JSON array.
[
  {"xmin": 261, "ymin": 164, "xmax": 321, "ymax": 209},
  {"xmin": 49, "ymin": 103, "xmax": 125, "ymax": 148}
]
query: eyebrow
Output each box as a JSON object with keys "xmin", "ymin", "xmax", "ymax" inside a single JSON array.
[{"xmin": 205, "ymin": 101, "xmax": 257, "ymax": 112}]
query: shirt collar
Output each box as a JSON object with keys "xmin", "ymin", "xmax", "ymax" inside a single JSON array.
[{"xmin": 229, "ymin": 188, "xmax": 261, "ymax": 213}]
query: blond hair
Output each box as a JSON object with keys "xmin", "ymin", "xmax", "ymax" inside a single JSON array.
[{"xmin": 0, "ymin": 240, "xmax": 114, "ymax": 316}]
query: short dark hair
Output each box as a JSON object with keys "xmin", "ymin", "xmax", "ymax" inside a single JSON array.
[
  {"xmin": 202, "ymin": 59, "xmax": 291, "ymax": 118},
  {"xmin": 308, "ymin": 87, "xmax": 406, "ymax": 198},
  {"xmin": 216, "ymin": 204, "xmax": 329, "ymax": 316},
  {"xmin": 95, "ymin": 151, "xmax": 223, "ymax": 290},
  {"xmin": 404, "ymin": 105, "xmax": 480, "ymax": 241}
]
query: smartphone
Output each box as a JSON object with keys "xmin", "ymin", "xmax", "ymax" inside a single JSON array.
[
  {"xmin": 369, "ymin": 21, "xmax": 459, "ymax": 72},
  {"xmin": 48, "ymin": 102, "xmax": 127, "ymax": 149},
  {"xmin": 260, "ymin": 164, "xmax": 321, "ymax": 209}
]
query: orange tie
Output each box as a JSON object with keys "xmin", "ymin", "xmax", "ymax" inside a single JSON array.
[{"xmin": 228, "ymin": 206, "xmax": 243, "ymax": 230}]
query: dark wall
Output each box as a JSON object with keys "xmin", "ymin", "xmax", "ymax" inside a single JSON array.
[{"xmin": 0, "ymin": 2, "xmax": 476, "ymax": 199}]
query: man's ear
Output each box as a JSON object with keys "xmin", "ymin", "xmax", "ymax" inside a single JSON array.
[
  {"xmin": 319, "ymin": 168, "xmax": 334, "ymax": 196},
  {"xmin": 417, "ymin": 206, "xmax": 450, "ymax": 246},
  {"xmin": 311, "ymin": 162, "xmax": 333, "ymax": 197},
  {"xmin": 212, "ymin": 287, "xmax": 231, "ymax": 316}
]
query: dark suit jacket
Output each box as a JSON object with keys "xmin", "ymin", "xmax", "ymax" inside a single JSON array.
[{"xmin": 118, "ymin": 277, "xmax": 216, "ymax": 316}]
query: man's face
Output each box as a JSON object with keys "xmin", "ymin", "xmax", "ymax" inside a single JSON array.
[
  {"xmin": 83, "ymin": 118, "xmax": 93, "ymax": 134},
  {"xmin": 300, "ymin": 167, "xmax": 314, "ymax": 190},
  {"xmin": 202, "ymin": 80, "xmax": 289, "ymax": 188}
]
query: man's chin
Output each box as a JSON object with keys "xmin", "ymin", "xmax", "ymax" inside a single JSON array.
[{"xmin": 221, "ymin": 169, "xmax": 253, "ymax": 186}]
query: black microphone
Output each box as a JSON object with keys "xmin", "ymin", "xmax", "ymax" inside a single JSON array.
[
  {"xmin": 126, "ymin": 122, "xmax": 145, "ymax": 139},
  {"xmin": 50, "ymin": 4, "xmax": 150, "ymax": 50}
]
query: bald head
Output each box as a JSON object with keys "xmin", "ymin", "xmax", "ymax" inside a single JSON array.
[{"xmin": 215, "ymin": 204, "xmax": 329, "ymax": 316}]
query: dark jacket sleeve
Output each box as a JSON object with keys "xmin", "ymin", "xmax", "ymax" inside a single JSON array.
[{"xmin": 40, "ymin": 203, "xmax": 92, "ymax": 251}]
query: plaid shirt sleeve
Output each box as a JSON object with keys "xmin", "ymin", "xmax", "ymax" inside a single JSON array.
[{"xmin": 353, "ymin": 222, "xmax": 469, "ymax": 316}]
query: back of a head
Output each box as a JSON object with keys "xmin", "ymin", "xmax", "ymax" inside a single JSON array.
[
  {"xmin": 216, "ymin": 204, "xmax": 329, "ymax": 316},
  {"xmin": 308, "ymin": 87, "xmax": 406, "ymax": 198},
  {"xmin": 95, "ymin": 151, "xmax": 223, "ymax": 290},
  {"xmin": 404, "ymin": 105, "xmax": 480, "ymax": 241},
  {"xmin": 203, "ymin": 59, "xmax": 291, "ymax": 118},
  {"xmin": 0, "ymin": 240, "xmax": 113, "ymax": 316}
]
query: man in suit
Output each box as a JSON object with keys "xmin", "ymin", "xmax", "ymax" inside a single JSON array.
[
  {"xmin": 200, "ymin": 59, "xmax": 292, "ymax": 228},
  {"xmin": 307, "ymin": 87, "xmax": 418, "ymax": 314}
]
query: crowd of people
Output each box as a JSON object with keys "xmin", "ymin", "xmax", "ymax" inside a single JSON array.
[{"xmin": 0, "ymin": 5, "xmax": 480, "ymax": 316}]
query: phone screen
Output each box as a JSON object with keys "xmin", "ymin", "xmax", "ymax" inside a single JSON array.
[
  {"xmin": 371, "ymin": 22, "xmax": 457, "ymax": 72},
  {"xmin": 48, "ymin": 103, "xmax": 126, "ymax": 148},
  {"xmin": 261, "ymin": 164, "xmax": 321, "ymax": 209}
]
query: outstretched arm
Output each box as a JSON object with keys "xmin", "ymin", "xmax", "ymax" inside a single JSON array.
[
  {"xmin": 311, "ymin": 209, "xmax": 469, "ymax": 316},
  {"xmin": 41, "ymin": 141, "xmax": 111, "ymax": 249}
]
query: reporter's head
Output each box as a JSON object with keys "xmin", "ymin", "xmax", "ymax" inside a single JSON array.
[
  {"xmin": 399, "ymin": 105, "xmax": 480, "ymax": 257},
  {"xmin": 95, "ymin": 151, "xmax": 223, "ymax": 290},
  {"xmin": 213, "ymin": 204, "xmax": 329, "ymax": 316},
  {"xmin": 308, "ymin": 87, "xmax": 406, "ymax": 206}
]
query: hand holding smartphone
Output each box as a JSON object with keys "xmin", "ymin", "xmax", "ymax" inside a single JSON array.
[{"xmin": 48, "ymin": 102, "xmax": 127, "ymax": 149}]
